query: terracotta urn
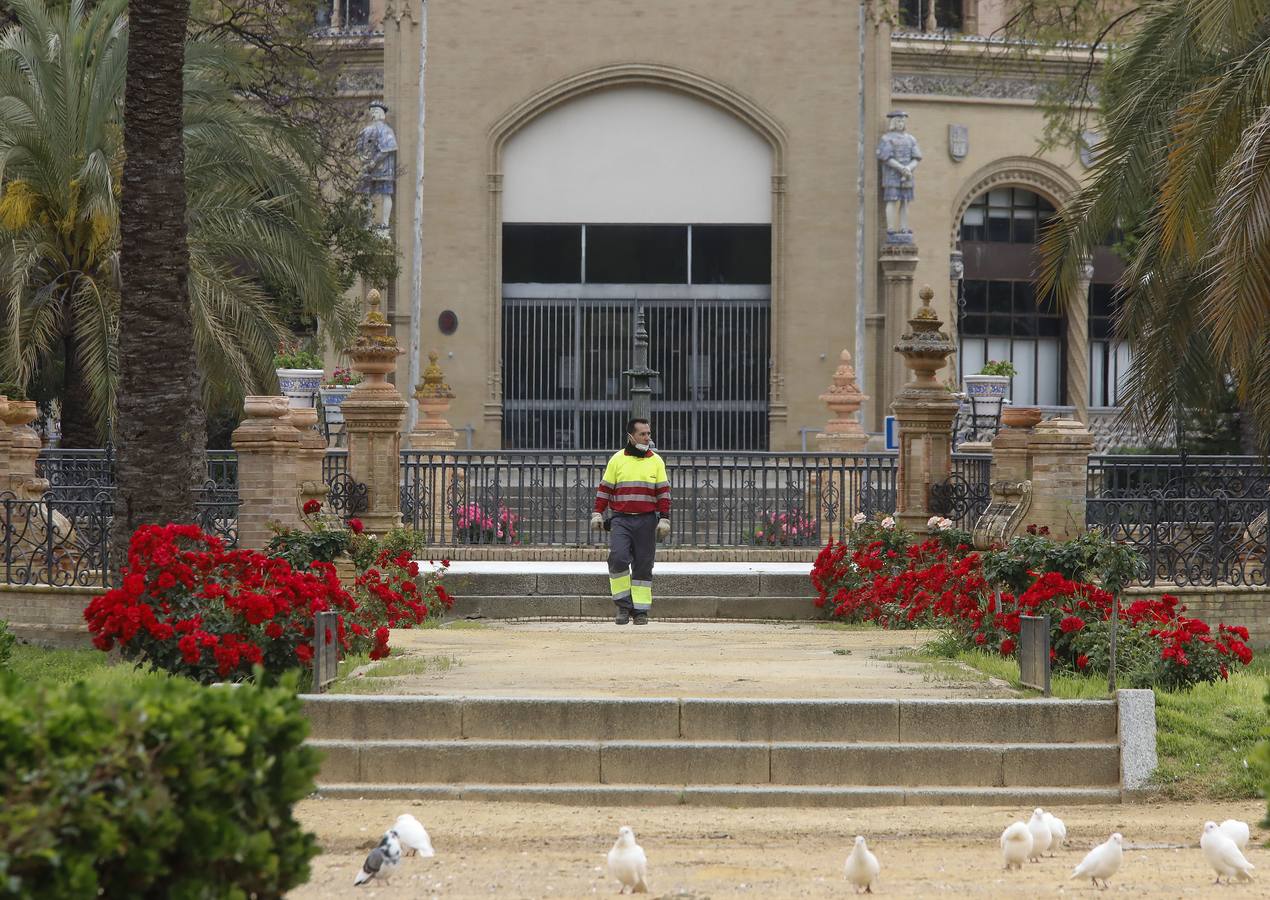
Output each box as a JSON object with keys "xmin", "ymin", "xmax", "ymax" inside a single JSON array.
[
  {"xmin": 243, "ymin": 395, "xmax": 290, "ymax": 419},
  {"xmin": 2, "ymin": 399, "xmax": 38, "ymax": 428},
  {"xmin": 1001, "ymin": 406, "xmax": 1043, "ymax": 430}
]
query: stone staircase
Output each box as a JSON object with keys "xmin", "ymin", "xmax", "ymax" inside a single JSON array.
[
  {"xmin": 303, "ymin": 695, "xmax": 1125, "ymax": 806},
  {"xmin": 443, "ymin": 562, "xmax": 825, "ymax": 620}
]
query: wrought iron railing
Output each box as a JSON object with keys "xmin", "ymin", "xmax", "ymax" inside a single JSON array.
[
  {"xmin": 323, "ymin": 449, "xmax": 349, "ymax": 485},
  {"xmin": 1087, "ymin": 494, "xmax": 1268, "ymax": 587},
  {"xmin": 397, "ymin": 451, "xmax": 897, "ymax": 547},
  {"xmin": 1, "ymin": 492, "xmax": 112, "ymax": 587},
  {"xmin": 929, "ymin": 452, "xmax": 993, "ymax": 530},
  {"xmin": 37, "ymin": 448, "xmax": 239, "ymax": 499},
  {"xmin": 1087, "ymin": 454, "xmax": 1269, "ymax": 499}
]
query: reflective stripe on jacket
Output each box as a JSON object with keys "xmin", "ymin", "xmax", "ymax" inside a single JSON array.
[{"xmin": 594, "ymin": 449, "xmax": 671, "ymax": 517}]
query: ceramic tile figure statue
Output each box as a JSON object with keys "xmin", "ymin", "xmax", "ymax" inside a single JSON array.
[
  {"xmin": 877, "ymin": 110, "xmax": 922, "ymax": 240},
  {"xmin": 356, "ymin": 101, "xmax": 398, "ymax": 230}
]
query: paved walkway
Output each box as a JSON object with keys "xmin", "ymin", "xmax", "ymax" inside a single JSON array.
[
  {"xmin": 431, "ymin": 560, "xmax": 811, "ymax": 575},
  {"xmin": 356, "ymin": 622, "xmax": 1016, "ymax": 699}
]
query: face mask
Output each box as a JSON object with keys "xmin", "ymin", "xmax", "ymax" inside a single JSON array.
[{"xmin": 633, "ymin": 442, "xmax": 649, "ymax": 452}]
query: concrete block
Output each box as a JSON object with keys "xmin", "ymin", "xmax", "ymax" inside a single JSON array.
[
  {"xmin": 358, "ymin": 740, "xmax": 601, "ymax": 784},
  {"xmin": 302, "ymin": 696, "xmax": 463, "ymax": 740},
  {"xmin": 445, "ymin": 573, "xmax": 537, "ymax": 597},
  {"xmin": 311, "ymin": 784, "xmax": 464, "ymax": 802},
  {"xmin": 1117, "ymin": 689, "xmax": 1158, "ymax": 791},
  {"xmin": 681, "ymin": 699, "xmax": 898, "ymax": 742},
  {"xmin": 647, "ymin": 596, "xmax": 719, "ymax": 618},
  {"xmin": 310, "ymin": 741, "xmax": 361, "ymax": 782},
  {"xmin": 462, "ymin": 785, "xmax": 686, "ymax": 806},
  {"xmin": 682, "ymin": 786, "xmax": 906, "ymax": 808},
  {"xmin": 580, "ymin": 595, "xmax": 618, "ymax": 617},
  {"xmin": 770, "ymin": 744, "xmax": 1003, "ymax": 787},
  {"xmin": 714, "ymin": 596, "xmax": 821, "ymax": 620},
  {"xmin": 654, "ymin": 573, "xmax": 760, "ymax": 597},
  {"xmin": 601, "ymin": 742, "xmax": 770, "ymax": 785},
  {"xmin": 1001, "ymin": 744, "xmax": 1120, "ymax": 788},
  {"xmin": 462, "ymin": 698, "xmax": 680, "ymax": 740},
  {"xmin": 757, "ymin": 572, "xmax": 816, "ymax": 597},
  {"xmin": 903, "ymin": 786, "xmax": 1122, "ymax": 806},
  {"xmin": 448, "ymin": 595, "xmax": 582, "ymax": 618},
  {"xmin": 535, "ymin": 573, "xmax": 611, "ymax": 595},
  {"xmin": 898, "ymin": 700, "xmax": 1117, "ymax": 743}
]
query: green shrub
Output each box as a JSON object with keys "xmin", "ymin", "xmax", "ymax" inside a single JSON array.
[
  {"xmin": 0, "ymin": 670, "xmax": 320, "ymax": 898},
  {"xmin": 0, "ymin": 382, "xmax": 26, "ymax": 401},
  {"xmin": 0, "ymin": 621, "xmax": 13, "ymax": 669}
]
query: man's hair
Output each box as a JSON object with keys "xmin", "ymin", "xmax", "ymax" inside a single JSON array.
[{"xmin": 626, "ymin": 417, "xmax": 650, "ymax": 436}]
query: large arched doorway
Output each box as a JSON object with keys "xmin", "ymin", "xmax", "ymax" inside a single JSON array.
[
  {"xmin": 956, "ymin": 186, "xmax": 1125, "ymax": 410},
  {"xmin": 499, "ymin": 85, "xmax": 774, "ymax": 450}
]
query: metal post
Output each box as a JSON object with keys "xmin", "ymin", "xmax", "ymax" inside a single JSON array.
[{"xmin": 624, "ymin": 308, "xmax": 659, "ymax": 425}]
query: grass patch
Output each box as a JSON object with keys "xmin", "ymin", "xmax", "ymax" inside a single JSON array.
[
  {"xmin": 442, "ymin": 619, "xmax": 487, "ymax": 630},
  {"xmin": 328, "ymin": 651, "xmax": 461, "ymax": 694},
  {"xmin": 813, "ymin": 621, "xmax": 881, "ymax": 632},
  {"xmin": 884, "ymin": 647, "xmax": 991, "ymax": 684},
  {"xmin": 5, "ymin": 643, "xmax": 153, "ymax": 690}
]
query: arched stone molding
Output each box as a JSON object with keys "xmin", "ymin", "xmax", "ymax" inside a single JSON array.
[
  {"xmin": 948, "ymin": 156, "xmax": 1082, "ymax": 246},
  {"xmin": 483, "ymin": 64, "xmax": 790, "ymax": 433}
]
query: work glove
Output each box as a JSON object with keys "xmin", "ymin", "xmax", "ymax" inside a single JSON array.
[
  {"xmin": 590, "ymin": 512, "xmax": 605, "ymax": 531},
  {"xmin": 656, "ymin": 518, "xmax": 671, "ymax": 542}
]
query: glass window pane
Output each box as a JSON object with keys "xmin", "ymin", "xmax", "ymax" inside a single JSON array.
[
  {"xmin": 585, "ymin": 225, "xmax": 688, "ymax": 284},
  {"xmin": 1036, "ymin": 338, "xmax": 1061, "ymax": 406},
  {"xmin": 960, "ymin": 338, "xmax": 986, "ymax": 379},
  {"xmin": 1012, "ymin": 211, "xmax": 1036, "ymax": 244},
  {"xmin": 503, "ymin": 224, "xmax": 582, "ymax": 283},
  {"xmin": 988, "ymin": 188, "xmax": 1012, "ymax": 207},
  {"xmin": 988, "ymin": 281, "xmax": 1012, "ymax": 313},
  {"xmin": 963, "ymin": 280, "xmax": 987, "ymax": 312},
  {"xmin": 987, "ymin": 209, "xmax": 1011, "ymax": 241},
  {"xmin": 1013, "ymin": 189, "xmax": 1037, "ymax": 207},
  {"xmin": 1013, "ymin": 281, "xmax": 1036, "ymax": 312},
  {"xmin": 961, "ymin": 314, "xmax": 987, "ymax": 335},
  {"xmin": 691, "ymin": 225, "xmax": 771, "ymax": 285},
  {"xmin": 987, "ymin": 338, "xmax": 1011, "ymax": 368},
  {"xmin": 1090, "ymin": 341, "xmax": 1107, "ymax": 407},
  {"xmin": 1012, "ymin": 340, "xmax": 1036, "ymax": 406}
]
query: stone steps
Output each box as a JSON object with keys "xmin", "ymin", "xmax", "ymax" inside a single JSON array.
[{"xmin": 302, "ymin": 695, "xmax": 1129, "ymax": 807}]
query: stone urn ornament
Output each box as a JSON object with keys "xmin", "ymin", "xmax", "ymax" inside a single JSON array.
[
  {"xmin": 815, "ymin": 350, "xmax": 869, "ymax": 452},
  {"xmin": 410, "ymin": 351, "xmax": 457, "ymax": 450},
  {"xmin": 1001, "ymin": 406, "xmax": 1043, "ymax": 430}
]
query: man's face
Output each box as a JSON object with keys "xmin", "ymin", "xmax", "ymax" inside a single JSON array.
[{"xmin": 629, "ymin": 422, "xmax": 652, "ymax": 445}]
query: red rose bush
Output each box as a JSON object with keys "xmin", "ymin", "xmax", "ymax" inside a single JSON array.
[
  {"xmin": 811, "ymin": 515, "xmax": 1254, "ymax": 690},
  {"xmin": 85, "ymin": 524, "xmax": 453, "ymax": 683}
]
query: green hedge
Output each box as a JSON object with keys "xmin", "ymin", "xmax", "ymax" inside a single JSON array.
[
  {"xmin": 0, "ymin": 621, "xmax": 13, "ymax": 670},
  {"xmin": 0, "ymin": 671, "xmax": 320, "ymax": 899}
]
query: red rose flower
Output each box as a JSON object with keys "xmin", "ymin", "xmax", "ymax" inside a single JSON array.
[
  {"xmin": 1059, "ymin": 615, "xmax": 1085, "ymax": 633},
  {"xmin": 1076, "ymin": 654, "xmax": 1089, "ymax": 670},
  {"xmin": 348, "ymin": 518, "xmax": 365, "ymax": 534},
  {"xmin": 294, "ymin": 643, "xmax": 314, "ymax": 663},
  {"xmin": 999, "ymin": 638, "xmax": 1016, "ymax": 656},
  {"xmin": 303, "ymin": 499, "xmax": 322, "ymax": 515},
  {"xmin": 265, "ymin": 622, "xmax": 284, "ymax": 639}
]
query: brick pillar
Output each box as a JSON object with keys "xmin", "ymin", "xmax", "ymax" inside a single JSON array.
[
  {"xmin": 1, "ymin": 399, "xmax": 48, "ymax": 499},
  {"xmin": 231, "ymin": 395, "xmax": 302, "ymax": 549},
  {"xmin": 0, "ymin": 395, "xmax": 11, "ymax": 492},
  {"xmin": 891, "ymin": 286, "xmax": 958, "ymax": 531},
  {"xmin": 342, "ymin": 289, "xmax": 406, "ymax": 535},
  {"xmin": 1027, "ymin": 417, "xmax": 1095, "ymax": 540},
  {"xmin": 286, "ymin": 406, "xmax": 329, "ymax": 514},
  {"xmin": 990, "ymin": 426, "xmax": 1032, "ymax": 486}
]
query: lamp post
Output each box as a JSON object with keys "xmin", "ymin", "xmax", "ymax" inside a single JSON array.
[{"xmin": 624, "ymin": 309, "xmax": 659, "ymax": 424}]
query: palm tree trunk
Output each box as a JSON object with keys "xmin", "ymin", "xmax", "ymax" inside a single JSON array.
[
  {"xmin": 58, "ymin": 330, "xmax": 101, "ymax": 449},
  {"xmin": 112, "ymin": 0, "xmax": 204, "ymax": 558}
]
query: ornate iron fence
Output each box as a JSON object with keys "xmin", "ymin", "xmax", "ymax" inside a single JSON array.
[
  {"xmin": 1086, "ymin": 494, "xmax": 1268, "ymax": 587},
  {"xmin": 929, "ymin": 452, "xmax": 993, "ymax": 530},
  {"xmin": 1, "ymin": 492, "xmax": 112, "ymax": 587},
  {"xmin": 397, "ymin": 451, "xmax": 897, "ymax": 547},
  {"xmin": 1087, "ymin": 454, "xmax": 1269, "ymax": 499}
]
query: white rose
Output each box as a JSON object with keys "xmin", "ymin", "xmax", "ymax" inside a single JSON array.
[
  {"xmin": 852, "ymin": 512, "xmax": 867, "ymax": 525},
  {"xmin": 881, "ymin": 516, "xmax": 896, "ymax": 530},
  {"xmin": 939, "ymin": 517, "xmax": 954, "ymax": 531},
  {"xmin": 927, "ymin": 515, "xmax": 940, "ymax": 529}
]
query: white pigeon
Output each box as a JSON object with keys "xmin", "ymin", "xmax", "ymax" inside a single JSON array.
[
  {"xmin": 1201, "ymin": 821, "xmax": 1254, "ymax": 884},
  {"xmin": 607, "ymin": 825, "xmax": 649, "ymax": 894},
  {"xmin": 393, "ymin": 813, "xmax": 435, "ymax": 857},
  {"xmin": 1000, "ymin": 821, "xmax": 1033, "ymax": 870},
  {"xmin": 1218, "ymin": 819, "xmax": 1251, "ymax": 852},
  {"xmin": 1044, "ymin": 811, "xmax": 1067, "ymax": 852},
  {"xmin": 1070, "ymin": 832, "xmax": 1123, "ymax": 889},
  {"xmin": 844, "ymin": 835, "xmax": 881, "ymax": 894},
  {"xmin": 354, "ymin": 829, "xmax": 402, "ymax": 886},
  {"xmin": 1027, "ymin": 808, "xmax": 1052, "ymax": 861}
]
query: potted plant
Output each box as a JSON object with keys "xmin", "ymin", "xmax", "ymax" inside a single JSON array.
[
  {"xmin": 962, "ymin": 360, "xmax": 1015, "ymax": 432},
  {"xmin": 273, "ymin": 341, "xmax": 324, "ymax": 409},
  {"xmin": 0, "ymin": 381, "xmax": 38, "ymax": 434},
  {"xmin": 319, "ymin": 367, "xmax": 361, "ymax": 428}
]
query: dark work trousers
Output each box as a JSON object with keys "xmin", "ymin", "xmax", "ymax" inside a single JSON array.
[{"xmin": 607, "ymin": 512, "xmax": 657, "ymax": 611}]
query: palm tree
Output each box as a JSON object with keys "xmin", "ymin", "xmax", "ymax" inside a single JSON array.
[
  {"xmin": 0, "ymin": 0, "xmax": 351, "ymax": 448},
  {"xmin": 1039, "ymin": 0, "xmax": 1270, "ymax": 452}
]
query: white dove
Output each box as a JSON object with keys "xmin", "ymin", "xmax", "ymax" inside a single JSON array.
[
  {"xmin": 354, "ymin": 829, "xmax": 401, "ymax": 886},
  {"xmin": 393, "ymin": 813, "xmax": 435, "ymax": 857},
  {"xmin": 1001, "ymin": 821, "xmax": 1033, "ymax": 870},
  {"xmin": 1044, "ymin": 811, "xmax": 1067, "ymax": 852},
  {"xmin": 607, "ymin": 825, "xmax": 648, "ymax": 894},
  {"xmin": 1070, "ymin": 832, "xmax": 1123, "ymax": 889},
  {"xmin": 1218, "ymin": 819, "xmax": 1251, "ymax": 852},
  {"xmin": 844, "ymin": 835, "xmax": 881, "ymax": 894},
  {"xmin": 1027, "ymin": 808, "xmax": 1052, "ymax": 861},
  {"xmin": 1201, "ymin": 821, "xmax": 1254, "ymax": 884}
]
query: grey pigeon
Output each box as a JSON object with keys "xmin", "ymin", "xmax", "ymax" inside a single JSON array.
[{"xmin": 354, "ymin": 829, "xmax": 402, "ymax": 886}]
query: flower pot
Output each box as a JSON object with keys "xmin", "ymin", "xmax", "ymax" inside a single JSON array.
[
  {"xmin": 962, "ymin": 374, "xmax": 1010, "ymax": 428},
  {"xmin": 319, "ymin": 385, "xmax": 355, "ymax": 426},
  {"xmin": 276, "ymin": 368, "xmax": 323, "ymax": 408},
  {"xmin": 1001, "ymin": 406, "xmax": 1043, "ymax": 430}
]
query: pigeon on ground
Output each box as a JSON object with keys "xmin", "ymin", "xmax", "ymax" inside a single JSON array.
[
  {"xmin": 1201, "ymin": 821, "xmax": 1254, "ymax": 884},
  {"xmin": 1000, "ymin": 821, "xmax": 1033, "ymax": 871},
  {"xmin": 1070, "ymin": 832, "xmax": 1123, "ymax": 889},
  {"xmin": 607, "ymin": 825, "xmax": 649, "ymax": 894},
  {"xmin": 1218, "ymin": 819, "xmax": 1251, "ymax": 852},
  {"xmin": 1044, "ymin": 811, "xmax": 1067, "ymax": 852},
  {"xmin": 844, "ymin": 835, "xmax": 881, "ymax": 894},
  {"xmin": 354, "ymin": 829, "xmax": 402, "ymax": 887},
  {"xmin": 1027, "ymin": 808, "xmax": 1052, "ymax": 861},
  {"xmin": 394, "ymin": 813, "xmax": 435, "ymax": 857}
]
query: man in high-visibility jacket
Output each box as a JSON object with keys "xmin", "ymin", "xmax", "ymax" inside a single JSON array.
[{"xmin": 591, "ymin": 417, "xmax": 671, "ymax": 625}]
